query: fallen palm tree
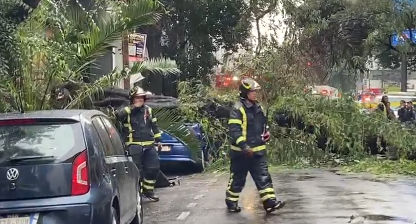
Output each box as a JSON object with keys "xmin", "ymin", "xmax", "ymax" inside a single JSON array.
[{"xmin": 92, "ymin": 87, "xmax": 180, "ymax": 109}]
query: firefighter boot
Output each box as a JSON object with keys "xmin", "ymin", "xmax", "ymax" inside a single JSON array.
[
  {"xmin": 225, "ymin": 199, "xmax": 241, "ymax": 212},
  {"xmin": 143, "ymin": 190, "xmax": 160, "ymax": 202},
  {"xmin": 263, "ymin": 198, "xmax": 285, "ymax": 213}
]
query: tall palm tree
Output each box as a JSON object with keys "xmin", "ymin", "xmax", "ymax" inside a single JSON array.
[{"xmin": 0, "ymin": 0, "xmax": 180, "ymax": 112}]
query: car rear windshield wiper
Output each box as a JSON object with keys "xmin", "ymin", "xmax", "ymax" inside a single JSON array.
[{"xmin": 6, "ymin": 155, "xmax": 54, "ymax": 162}]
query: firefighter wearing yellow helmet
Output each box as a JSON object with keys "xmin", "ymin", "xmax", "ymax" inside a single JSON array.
[
  {"xmin": 225, "ymin": 78, "xmax": 285, "ymax": 213},
  {"xmin": 115, "ymin": 86, "xmax": 162, "ymax": 201}
]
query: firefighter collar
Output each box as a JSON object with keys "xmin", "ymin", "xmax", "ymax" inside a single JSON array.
[
  {"xmin": 131, "ymin": 105, "xmax": 145, "ymax": 113},
  {"xmin": 242, "ymin": 99, "xmax": 260, "ymax": 109}
]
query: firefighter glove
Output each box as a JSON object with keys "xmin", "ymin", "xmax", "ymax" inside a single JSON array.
[
  {"xmin": 262, "ymin": 131, "xmax": 271, "ymax": 142},
  {"xmin": 242, "ymin": 145, "xmax": 253, "ymax": 157}
]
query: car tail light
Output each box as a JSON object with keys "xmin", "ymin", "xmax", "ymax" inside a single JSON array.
[
  {"xmin": 0, "ymin": 119, "xmax": 36, "ymax": 126},
  {"xmin": 71, "ymin": 150, "xmax": 90, "ymax": 196}
]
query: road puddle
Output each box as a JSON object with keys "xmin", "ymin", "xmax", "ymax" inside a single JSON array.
[
  {"xmin": 296, "ymin": 175, "xmax": 316, "ymax": 181},
  {"xmin": 349, "ymin": 214, "xmax": 414, "ymax": 223}
]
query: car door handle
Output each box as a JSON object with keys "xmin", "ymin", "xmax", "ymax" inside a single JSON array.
[
  {"xmin": 110, "ymin": 168, "xmax": 117, "ymax": 176},
  {"xmin": 124, "ymin": 166, "xmax": 128, "ymax": 173}
]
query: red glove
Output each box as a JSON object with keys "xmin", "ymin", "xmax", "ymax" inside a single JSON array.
[{"xmin": 262, "ymin": 131, "xmax": 271, "ymax": 142}]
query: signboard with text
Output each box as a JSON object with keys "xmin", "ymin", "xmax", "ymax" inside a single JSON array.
[
  {"xmin": 128, "ymin": 33, "xmax": 147, "ymax": 62},
  {"xmin": 391, "ymin": 0, "xmax": 416, "ymax": 47},
  {"xmin": 391, "ymin": 29, "xmax": 416, "ymax": 47}
]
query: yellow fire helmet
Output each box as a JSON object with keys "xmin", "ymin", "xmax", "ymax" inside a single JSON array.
[
  {"xmin": 129, "ymin": 86, "xmax": 146, "ymax": 98},
  {"xmin": 239, "ymin": 78, "xmax": 261, "ymax": 98}
]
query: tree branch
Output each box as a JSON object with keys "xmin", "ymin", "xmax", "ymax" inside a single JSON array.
[
  {"xmin": 253, "ymin": 0, "xmax": 278, "ymax": 54},
  {"xmin": 376, "ymin": 39, "xmax": 398, "ymax": 52},
  {"xmin": 255, "ymin": 1, "xmax": 278, "ymax": 20}
]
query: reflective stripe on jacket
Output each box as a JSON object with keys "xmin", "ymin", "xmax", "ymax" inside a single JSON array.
[
  {"xmin": 228, "ymin": 99, "xmax": 266, "ymax": 152},
  {"xmin": 116, "ymin": 105, "xmax": 162, "ymax": 146}
]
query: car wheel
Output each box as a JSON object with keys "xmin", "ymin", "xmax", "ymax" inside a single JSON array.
[
  {"xmin": 131, "ymin": 189, "xmax": 143, "ymax": 224},
  {"xmin": 111, "ymin": 207, "xmax": 119, "ymax": 224}
]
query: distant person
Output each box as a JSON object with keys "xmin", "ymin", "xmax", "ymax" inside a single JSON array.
[
  {"xmin": 398, "ymin": 100, "xmax": 407, "ymax": 122},
  {"xmin": 376, "ymin": 97, "xmax": 392, "ymax": 153},
  {"xmin": 405, "ymin": 101, "xmax": 415, "ymax": 122},
  {"xmin": 376, "ymin": 95, "xmax": 390, "ymax": 119},
  {"xmin": 386, "ymin": 102, "xmax": 396, "ymax": 120}
]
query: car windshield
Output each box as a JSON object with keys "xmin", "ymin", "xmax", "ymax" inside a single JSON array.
[{"xmin": 0, "ymin": 123, "xmax": 81, "ymax": 164}]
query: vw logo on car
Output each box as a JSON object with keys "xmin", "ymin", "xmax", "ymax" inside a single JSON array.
[{"xmin": 6, "ymin": 168, "xmax": 19, "ymax": 181}]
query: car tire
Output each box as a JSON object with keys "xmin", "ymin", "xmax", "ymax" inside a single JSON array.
[
  {"xmin": 111, "ymin": 206, "xmax": 119, "ymax": 224},
  {"xmin": 131, "ymin": 188, "xmax": 143, "ymax": 224}
]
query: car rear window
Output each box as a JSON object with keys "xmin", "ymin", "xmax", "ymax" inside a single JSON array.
[{"xmin": 0, "ymin": 120, "xmax": 85, "ymax": 164}]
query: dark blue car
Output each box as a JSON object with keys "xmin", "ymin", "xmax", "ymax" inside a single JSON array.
[
  {"xmin": 0, "ymin": 110, "xmax": 143, "ymax": 224},
  {"xmin": 158, "ymin": 123, "xmax": 209, "ymax": 172}
]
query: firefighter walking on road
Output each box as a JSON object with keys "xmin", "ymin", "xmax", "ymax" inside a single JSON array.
[
  {"xmin": 115, "ymin": 87, "xmax": 162, "ymax": 202},
  {"xmin": 225, "ymin": 78, "xmax": 285, "ymax": 213}
]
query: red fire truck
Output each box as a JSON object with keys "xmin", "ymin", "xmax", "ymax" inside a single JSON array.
[{"xmin": 215, "ymin": 73, "xmax": 240, "ymax": 88}]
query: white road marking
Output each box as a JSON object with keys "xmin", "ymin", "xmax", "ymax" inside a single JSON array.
[
  {"xmin": 177, "ymin": 211, "xmax": 191, "ymax": 220},
  {"xmin": 199, "ymin": 190, "xmax": 209, "ymax": 193},
  {"xmin": 187, "ymin": 203, "xmax": 198, "ymax": 208},
  {"xmin": 194, "ymin": 194, "xmax": 205, "ymax": 199}
]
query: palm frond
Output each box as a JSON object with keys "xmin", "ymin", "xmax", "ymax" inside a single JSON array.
[
  {"xmin": 65, "ymin": 58, "xmax": 179, "ymax": 109},
  {"xmin": 119, "ymin": 0, "xmax": 163, "ymax": 28},
  {"xmin": 136, "ymin": 58, "xmax": 181, "ymax": 75},
  {"xmin": 43, "ymin": 0, "xmax": 163, "ymax": 79},
  {"xmin": 71, "ymin": 0, "xmax": 163, "ymax": 76},
  {"xmin": 0, "ymin": 0, "xmax": 170, "ymax": 113},
  {"xmin": 154, "ymin": 108, "xmax": 202, "ymax": 162}
]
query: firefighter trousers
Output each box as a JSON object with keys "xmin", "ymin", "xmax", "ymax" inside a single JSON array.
[
  {"xmin": 226, "ymin": 153, "xmax": 276, "ymax": 204},
  {"xmin": 129, "ymin": 144, "xmax": 160, "ymax": 193}
]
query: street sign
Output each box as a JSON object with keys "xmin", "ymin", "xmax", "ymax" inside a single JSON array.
[
  {"xmin": 391, "ymin": 0, "xmax": 416, "ymax": 46},
  {"xmin": 128, "ymin": 33, "xmax": 147, "ymax": 62},
  {"xmin": 391, "ymin": 30, "xmax": 416, "ymax": 47}
]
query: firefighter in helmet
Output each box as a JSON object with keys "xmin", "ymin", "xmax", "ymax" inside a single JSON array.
[
  {"xmin": 225, "ymin": 78, "xmax": 285, "ymax": 213},
  {"xmin": 114, "ymin": 86, "xmax": 162, "ymax": 201}
]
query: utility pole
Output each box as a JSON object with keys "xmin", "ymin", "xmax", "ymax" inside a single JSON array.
[
  {"xmin": 400, "ymin": 54, "xmax": 408, "ymax": 92},
  {"xmin": 122, "ymin": 32, "xmax": 130, "ymax": 90}
]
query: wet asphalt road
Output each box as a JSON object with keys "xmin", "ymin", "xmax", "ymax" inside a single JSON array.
[{"xmin": 144, "ymin": 169, "xmax": 416, "ymax": 224}]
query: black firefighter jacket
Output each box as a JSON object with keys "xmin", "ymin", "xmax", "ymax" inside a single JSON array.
[
  {"xmin": 115, "ymin": 105, "xmax": 162, "ymax": 146},
  {"xmin": 228, "ymin": 99, "xmax": 267, "ymax": 156}
]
